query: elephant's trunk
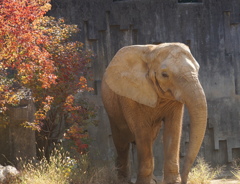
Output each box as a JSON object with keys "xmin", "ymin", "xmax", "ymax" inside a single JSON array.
[{"xmin": 181, "ymin": 80, "xmax": 207, "ymax": 184}]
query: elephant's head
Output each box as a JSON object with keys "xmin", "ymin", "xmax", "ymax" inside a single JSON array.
[{"xmin": 105, "ymin": 42, "xmax": 207, "ymax": 183}]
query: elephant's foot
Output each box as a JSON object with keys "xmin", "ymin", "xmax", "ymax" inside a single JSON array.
[
  {"xmin": 162, "ymin": 174, "xmax": 181, "ymax": 184},
  {"xmin": 117, "ymin": 169, "xmax": 131, "ymax": 184},
  {"xmin": 135, "ymin": 176, "xmax": 158, "ymax": 184},
  {"xmin": 161, "ymin": 181, "xmax": 181, "ymax": 184},
  {"xmin": 151, "ymin": 175, "xmax": 158, "ymax": 184}
]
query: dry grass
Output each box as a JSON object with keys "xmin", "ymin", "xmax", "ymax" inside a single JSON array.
[
  {"xmin": 231, "ymin": 159, "xmax": 240, "ymax": 182},
  {"xmin": 10, "ymin": 150, "xmax": 234, "ymax": 184},
  {"xmin": 188, "ymin": 157, "xmax": 224, "ymax": 184},
  {"xmin": 11, "ymin": 147, "xmax": 74, "ymax": 184},
  {"xmin": 9, "ymin": 147, "xmax": 128, "ymax": 184},
  {"xmin": 70, "ymin": 155, "xmax": 124, "ymax": 184}
]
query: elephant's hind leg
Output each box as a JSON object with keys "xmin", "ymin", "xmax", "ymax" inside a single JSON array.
[
  {"xmin": 115, "ymin": 142, "xmax": 131, "ymax": 182},
  {"xmin": 110, "ymin": 121, "xmax": 132, "ymax": 182}
]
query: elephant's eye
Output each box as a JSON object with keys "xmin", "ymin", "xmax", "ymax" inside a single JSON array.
[{"xmin": 162, "ymin": 72, "xmax": 169, "ymax": 78}]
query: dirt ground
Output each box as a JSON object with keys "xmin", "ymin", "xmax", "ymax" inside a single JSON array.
[
  {"xmin": 132, "ymin": 178, "xmax": 240, "ymax": 184},
  {"xmin": 210, "ymin": 170, "xmax": 239, "ymax": 184},
  {"xmin": 131, "ymin": 171, "xmax": 240, "ymax": 184},
  {"xmin": 210, "ymin": 179, "xmax": 239, "ymax": 184}
]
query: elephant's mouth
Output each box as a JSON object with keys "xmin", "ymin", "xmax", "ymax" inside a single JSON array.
[
  {"xmin": 164, "ymin": 89, "xmax": 176, "ymax": 101},
  {"xmin": 154, "ymin": 79, "xmax": 175, "ymax": 100}
]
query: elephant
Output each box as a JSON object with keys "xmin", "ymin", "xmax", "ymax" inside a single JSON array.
[{"xmin": 101, "ymin": 42, "xmax": 207, "ymax": 184}]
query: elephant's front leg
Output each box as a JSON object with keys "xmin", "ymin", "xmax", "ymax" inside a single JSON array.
[
  {"xmin": 135, "ymin": 128, "xmax": 155, "ymax": 184},
  {"xmin": 163, "ymin": 105, "xmax": 184, "ymax": 184}
]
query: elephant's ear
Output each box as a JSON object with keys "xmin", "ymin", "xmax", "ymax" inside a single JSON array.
[{"xmin": 104, "ymin": 46, "xmax": 158, "ymax": 107}]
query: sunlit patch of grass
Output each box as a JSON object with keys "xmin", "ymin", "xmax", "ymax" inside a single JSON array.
[
  {"xmin": 11, "ymin": 147, "xmax": 76, "ymax": 184},
  {"xmin": 9, "ymin": 147, "xmax": 129, "ymax": 184},
  {"xmin": 188, "ymin": 157, "xmax": 224, "ymax": 184},
  {"xmin": 231, "ymin": 159, "xmax": 240, "ymax": 181}
]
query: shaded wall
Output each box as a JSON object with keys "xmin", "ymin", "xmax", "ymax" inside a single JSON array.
[
  {"xmin": 49, "ymin": 0, "xmax": 240, "ymax": 173},
  {"xmin": 0, "ymin": 90, "xmax": 36, "ymax": 167}
]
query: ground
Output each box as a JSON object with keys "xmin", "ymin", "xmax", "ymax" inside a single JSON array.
[
  {"xmin": 131, "ymin": 178, "xmax": 240, "ymax": 184},
  {"xmin": 210, "ymin": 179, "xmax": 239, "ymax": 184},
  {"xmin": 210, "ymin": 170, "xmax": 239, "ymax": 184},
  {"xmin": 131, "ymin": 172, "xmax": 240, "ymax": 184}
]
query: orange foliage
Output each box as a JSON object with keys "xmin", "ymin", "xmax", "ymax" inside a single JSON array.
[
  {"xmin": 0, "ymin": 0, "xmax": 56, "ymax": 88},
  {"xmin": 64, "ymin": 124, "xmax": 89, "ymax": 154},
  {"xmin": 0, "ymin": 0, "xmax": 95, "ymax": 154}
]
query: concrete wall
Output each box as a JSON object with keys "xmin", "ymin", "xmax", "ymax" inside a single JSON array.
[
  {"xmin": 49, "ymin": 0, "xmax": 240, "ymax": 174},
  {"xmin": 0, "ymin": 89, "xmax": 36, "ymax": 167}
]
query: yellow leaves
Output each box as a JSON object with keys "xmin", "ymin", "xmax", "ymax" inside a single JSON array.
[
  {"xmin": 0, "ymin": 85, "xmax": 5, "ymax": 92},
  {"xmin": 43, "ymin": 104, "xmax": 50, "ymax": 112},
  {"xmin": 0, "ymin": 0, "xmax": 57, "ymax": 90},
  {"xmin": 0, "ymin": 0, "xmax": 94, "ymax": 134},
  {"xmin": 35, "ymin": 16, "xmax": 79, "ymax": 45},
  {"xmin": 65, "ymin": 95, "xmax": 74, "ymax": 105},
  {"xmin": 1, "ymin": 89, "xmax": 21, "ymax": 107},
  {"xmin": 40, "ymin": 2, "xmax": 51, "ymax": 12},
  {"xmin": 64, "ymin": 95, "xmax": 81, "ymax": 112},
  {"xmin": 45, "ymin": 95, "xmax": 54, "ymax": 103},
  {"xmin": 32, "ymin": 95, "xmax": 54, "ymax": 127},
  {"xmin": 6, "ymin": 93, "xmax": 20, "ymax": 106},
  {"xmin": 41, "ymin": 95, "xmax": 54, "ymax": 112},
  {"xmin": 21, "ymin": 121, "xmax": 41, "ymax": 131},
  {"xmin": 35, "ymin": 110, "xmax": 47, "ymax": 120},
  {"xmin": 20, "ymin": 76, "xmax": 28, "ymax": 85},
  {"xmin": 78, "ymin": 76, "xmax": 93, "ymax": 92}
]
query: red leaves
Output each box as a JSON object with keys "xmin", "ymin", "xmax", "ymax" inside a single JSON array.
[
  {"xmin": 0, "ymin": 0, "xmax": 56, "ymax": 88},
  {"xmin": 31, "ymin": 15, "xmax": 94, "ymax": 155},
  {"xmin": 64, "ymin": 124, "xmax": 89, "ymax": 154},
  {"xmin": 1, "ymin": 0, "xmax": 94, "ymax": 155}
]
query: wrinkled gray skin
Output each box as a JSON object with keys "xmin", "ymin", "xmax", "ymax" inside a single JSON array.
[{"xmin": 101, "ymin": 43, "xmax": 207, "ymax": 184}]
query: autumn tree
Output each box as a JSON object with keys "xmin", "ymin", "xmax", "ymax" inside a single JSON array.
[
  {"xmin": 0, "ymin": 0, "xmax": 94, "ymax": 157},
  {"xmin": 32, "ymin": 16, "xmax": 95, "ymax": 158}
]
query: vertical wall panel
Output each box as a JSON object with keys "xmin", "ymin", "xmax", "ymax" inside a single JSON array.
[{"xmin": 49, "ymin": 0, "xmax": 240, "ymax": 171}]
